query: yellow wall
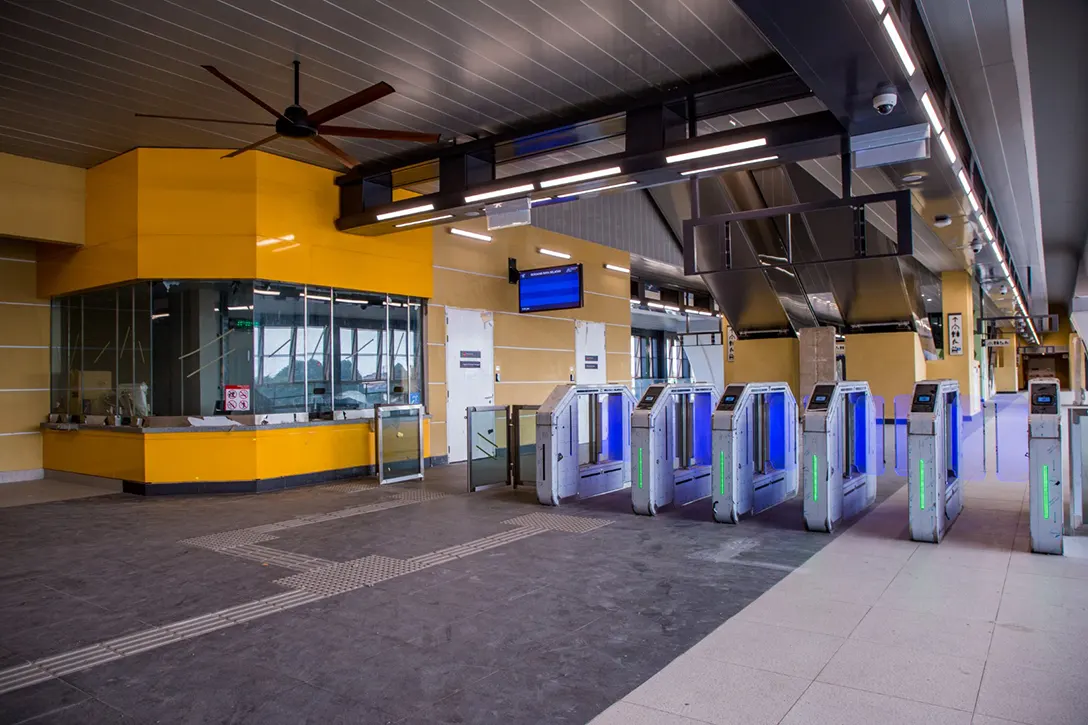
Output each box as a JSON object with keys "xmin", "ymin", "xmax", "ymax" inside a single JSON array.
[
  {"xmin": 429, "ymin": 220, "xmax": 632, "ymax": 458},
  {"xmin": 927, "ymin": 271, "xmax": 980, "ymax": 415},
  {"xmin": 42, "ymin": 419, "xmax": 430, "ymax": 484},
  {"xmin": 0, "ymin": 153, "xmax": 85, "ymax": 246},
  {"xmin": 993, "ymin": 333, "xmax": 1020, "ymax": 392},
  {"xmin": 0, "ymin": 239, "xmax": 49, "ymax": 478},
  {"xmin": 845, "ymin": 332, "xmax": 926, "ymax": 413},
  {"xmin": 37, "ymin": 149, "xmax": 432, "ymax": 298},
  {"xmin": 724, "ymin": 335, "xmax": 800, "ymax": 399}
]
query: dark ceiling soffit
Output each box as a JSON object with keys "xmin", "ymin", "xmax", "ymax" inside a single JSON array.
[
  {"xmin": 642, "ymin": 189, "xmax": 684, "ymax": 252},
  {"xmin": 682, "ymin": 189, "xmax": 913, "ymax": 274},
  {"xmin": 335, "ymin": 56, "xmax": 809, "ymax": 185},
  {"xmin": 338, "ymin": 112, "xmax": 844, "ymax": 235}
]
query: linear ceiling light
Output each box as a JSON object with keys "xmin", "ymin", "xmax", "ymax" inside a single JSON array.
[
  {"xmin": 449, "ymin": 227, "xmax": 492, "ymax": 242},
  {"xmin": 376, "ymin": 203, "xmax": 435, "ymax": 221},
  {"xmin": 556, "ymin": 181, "xmax": 636, "ymax": 199},
  {"xmin": 646, "ymin": 302, "xmax": 665, "ymax": 309},
  {"xmin": 882, "ymin": 15, "xmax": 916, "ymax": 77},
  {"xmin": 999, "ymin": 259, "xmax": 1011, "ymax": 277},
  {"xmin": 254, "ymin": 288, "xmax": 280, "ymax": 296},
  {"xmin": 540, "ymin": 166, "xmax": 622, "ymax": 189},
  {"xmin": 257, "ymin": 234, "xmax": 295, "ymax": 246},
  {"xmin": 991, "ymin": 241, "xmax": 1004, "ymax": 262},
  {"xmin": 967, "ymin": 190, "xmax": 981, "ymax": 213},
  {"xmin": 871, "ymin": 0, "xmax": 887, "ymax": 12},
  {"xmin": 604, "ymin": 264, "xmax": 630, "ymax": 273},
  {"xmin": 662, "ymin": 304, "xmax": 681, "ymax": 312},
  {"xmin": 304, "ymin": 293, "xmax": 331, "ymax": 301},
  {"xmin": 394, "ymin": 214, "xmax": 453, "ymax": 228},
  {"xmin": 464, "ymin": 183, "xmax": 535, "ymax": 203},
  {"xmin": 680, "ymin": 155, "xmax": 779, "ymax": 176},
  {"xmin": 690, "ymin": 309, "xmax": 714, "ymax": 316},
  {"xmin": 979, "ymin": 216, "xmax": 994, "ymax": 241},
  {"xmin": 271, "ymin": 242, "xmax": 300, "ymax": 253},
  {"xmin": 151, "ymin": 312, "xmax": 170, "ymax": 320},
  {"xmin": 938, "ymin": 132, "xmax": 958, "ymax": 164},
  {"xmin": 530, "ymin": 197, "xmax": 552, "ymax": 205},
  {"xmin": 538, "ymin": 248, "xmax": 571, "ymax": 259},
  {"xmin": 666, "ymin": 137, "xmax": 767, "ymax": 164},
  {"xmin": 227, "ymin": 305, "xmax": 253, "ymax": 311},
  {"xmin": 920, "ymin": 93, "xmax": 944, "ymax": 135},
  {"xmin": 957, "ymin": 169, "xmax": 973, "ymax": 195},
  {"xmin": 335, "ymin": 297, "xmax": 369, "ymax": 305}
]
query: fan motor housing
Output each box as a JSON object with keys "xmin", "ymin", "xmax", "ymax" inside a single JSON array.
[{"xmin": 277, "ymin": 105, "xmax": 317, "ymax": 138}]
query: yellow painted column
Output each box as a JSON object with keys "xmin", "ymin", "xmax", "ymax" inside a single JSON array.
[
  {"xmin": 993, "ymin": 334, "xmax": 1020, "ymax": 393},
  {"xmin": 927, "ymin": 271, "xmax": 980, "ymax": 415},
  {"xmin": 723, "ymin": 326, "xmax": 800, "ymax": 399},
  {"xmin": 844, "ymin": 332, "xmax": 926, "ymax": 418}
]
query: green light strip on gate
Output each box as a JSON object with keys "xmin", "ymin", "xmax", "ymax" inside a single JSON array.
[
  {"xmin": 919, "ymin": 459, "xmax": 925, "ymax": 510},
  {"xmin": 812, "ymin": 454, "xmax": 818, "ymax": 502},
  {"xmin": 638, "ymin": 448, "xmax": 643, "ymax": 489},
  {"xmin": 720, "ymin": 450, "xmax": 726, "ymax": 497},
  {"xmin": 1042, "ymin": 465, "xmax": 1050, "ymax": 520}
]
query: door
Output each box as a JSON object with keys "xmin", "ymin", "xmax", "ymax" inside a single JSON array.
[{"xmin": 445, "ymin": 307, "xmax": 495, "ymax": 463}]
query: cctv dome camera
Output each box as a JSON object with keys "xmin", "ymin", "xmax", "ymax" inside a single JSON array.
[{"xmin": 873, "ymin": 84, "xmax": 898, "ymax": 116}]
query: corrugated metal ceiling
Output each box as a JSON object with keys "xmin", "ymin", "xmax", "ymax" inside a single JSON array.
[{"xmin": 0, "ymin": 0, "xmax": 776, "ymax": 170}]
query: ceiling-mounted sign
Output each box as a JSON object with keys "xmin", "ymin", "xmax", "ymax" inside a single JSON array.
[
  {"xmin": 948, "ymin": 313, "xmax": 964, "ymax": 356},
  {"xmin": 984, "ymin": 339, "xmax": 1011, "ymax": 348},
  {"xmin": 835, "ymin": 343, "xmax": 846, "ymax": 355},
  {"xmin": 726, "ymin": 328, "xmax": 736, "ymax": 362}
]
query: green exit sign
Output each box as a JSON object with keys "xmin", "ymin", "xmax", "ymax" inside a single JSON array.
[{"xmin": 233, "ymin": 319, "xmax": 258, "ymax": 329}]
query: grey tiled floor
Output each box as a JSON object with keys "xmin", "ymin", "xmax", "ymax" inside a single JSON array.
[
  {"xmin": 592, "ymin": 479, "xmax": 1088, "ymax": 725},
  {"xmin": 0, "ymin": 465, "xmax": 890, "ymax": 724}
]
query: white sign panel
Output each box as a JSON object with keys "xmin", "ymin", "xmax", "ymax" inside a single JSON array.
[
  {"xmin": 948, "ymin": 313, "xmax": 964, "ymax": 356},
  {"xmin": 726, "ymin": 327, "xmax": 736, "ymax": 362},
  {"xmin": 224, "ymin": 385, "xmax": 250, "ymax": 411},
  {"xmin": 835, "ymin": 342, "xmax": 846, "ymax": 355},
  {"xmin": 984, "ymin": 338, "xmax": 1011, "ymax": 348}
]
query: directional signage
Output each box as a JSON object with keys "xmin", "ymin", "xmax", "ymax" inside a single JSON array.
[
  {"xmin": 948, "ymin": 313, "xmax": 964, "ymax": 356},
  {"xmin": 984, "ymin": 338, "xmax": 1011, "ymax": 348}
]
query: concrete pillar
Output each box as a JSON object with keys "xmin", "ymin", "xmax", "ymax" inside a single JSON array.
[
  {"xmin": 799, "ymin": 327, "xmax": 836, "ymax": 399},
  {"xmin": 927, "ymin": 271, "xmax": 981, "ymax": 416}
]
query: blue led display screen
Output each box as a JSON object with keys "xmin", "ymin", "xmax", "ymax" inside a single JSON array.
[
  {"xmin": 917, "ymin": 395, "xmax": 932, "ymax": 403},
  {"xmin": 1036, "ymin": 395, "xmax": 1053, "ymax": 404},
  {"xmin": 519, "ymin": 264, "xmax": 584, "ymax": 313}
]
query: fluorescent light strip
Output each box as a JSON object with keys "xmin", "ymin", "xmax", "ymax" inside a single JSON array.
[
  {"xmin": 304, "ymin": 294, "xmax": 331, "ymax": 301},
  {"xmin": 394, "ymin": 214, "xmax": 453, "ymax": 228},
  {"xmin": 662, "ymin": 304, "xmax": 681, "ymax": 312},
  {"xmin": 680, "ymin": 155, "xmax": 779, "ymax": 176},
  {"xmin": 271, "ymin": 243, "xmax": 300, "ymax": 253},
  {"xmin": 999, "ymin": 259, "xmax": 1011, "ymax": 277},
  {"xmin": 938, "ymin": 132, "xmax": 958, "ymax": 164},
  {"xmin": 556, "ymin": 181, "xmax": 636, "ymax": 199},
  {"xmin": 530, "ymin": 197, "xmax": 552, "ymax": 205},
  {"xmin": 540, "ymin": 166, "xmax": 621, "ymax": 189},
  {"xmin": 254, "ymin": 288, "xmax": 280, "ymax": 296},
  {"xmin": 957, "ymin": 169, "xmax": 972, "ymax": 194},
  {"xmin": 646, "ymin": 302, "xmax": 665, "ymax": 310},
  {"xmin": 920, "ymin": 92, "xmax": 943, "ymax": 135},
  {"xmin": 227, "ymin": 305, "xmax": 253, "ymax": 311},
  {"xmin": 151, "ymin": 312, "xmax": 170, "ymax": 320},
  {"xmin": 690, "ymin": 309, "xmax": 713, "ymax": 316},
  {"xmin": 666, "ymin": 137, "xmax": 767, "ymax": 164},
  {"xmin": 604, "ymin": 264, "xmax": 630, "ymax": 273},
  {"xmin": 257, "ymin": 234, "xmax": 294, "ymax": 246},
  {"xmin": 449, "ymin": 227, "xmax": 492, "ymax": 242},
  {"xmin": 967, "ymin": 190, "xmax": 981, "ymax": 213},
  {"xmin": 538, "ymin": 248, "xmax": 571, "ymax": 259},
  {"xmin": 979, "ymin": 216, "xmax": 994, "ymax": 241},
  {"xmin": 882, "ymin": 14, "xmax": 916, "ymax": 77},
  {"xmin": 335, "ymin": 297, "xmax": 369, "ymax": 305},
  {"xmin": 464, "ymin": 183, "xmax": 535, "ymax": 203},
  {"xmin": 376, "ymin": 203, "xmax": 435, "ymax": 221},
  {"xmin": 991, "ymin": 241, "xmax": 1005, "ymax": 262},
  {"xmin": 871, "ymin": 0, "xmax": 887, "ymax": 12}
]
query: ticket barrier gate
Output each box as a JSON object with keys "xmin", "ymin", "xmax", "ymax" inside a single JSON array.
[
  {"xmin": 631, "ymin": 383, "xmax": 718, "ymax": 516},
  {"xmin": 1028, "ymin": 378, "xmax": 1063, "ymax": 554},
  {"xmin": 907, "ymin": 380, "xmax": 963, "ymax": 543},
  {"xmin": 536, "ymin": 383, "xmax": 636, "ymax": 507},
  {"xmin": 711, "ymin": 382, "xmax": 799, "ymax": 524},
  {"xmin": 802, "ymin": 381, "xmax": 878, "ymax": 532}
]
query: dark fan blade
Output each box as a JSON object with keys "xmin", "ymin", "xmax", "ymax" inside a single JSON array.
[
  {"xmin": 308, "ymin": 136, "xmax": 359, "ymax": 169},
  {"xmin": 318, "ymin": 125, "xmax": 440, "ymax": 143},
  {"xmin": 202, "ymin": 65, "xmax": 286, "ymax": 120},
  {"xmin": 307, "ymin": 81, "xmax": 395, "ymax": 125},
  {"xmin": 222, "ymin": 134, "xmax": 281, "ymax": 159},
  {"xmin": 135, "ymin": 113, "xmax": 274, "ymax": 127}
]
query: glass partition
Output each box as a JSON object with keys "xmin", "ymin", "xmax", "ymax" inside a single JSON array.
[
  {"xmin": 376, "ymin": 404, "xmax": 424, "ymax": 484},
  {"xmin": 467, "ymin": 406, "xmax": 509, "ymax": 491},
  {"xmin": 49, "ymin": 280, "xmax": 426, "ymax": 421},
  {"xmin": 512, "ymin": 405, "xmax": 539, "ymax": 488}
]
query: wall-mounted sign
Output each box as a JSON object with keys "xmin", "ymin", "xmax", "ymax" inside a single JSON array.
[
  {"xmin": 726, "ymin": 328, "xmax": 736, "ymax": 362},
  {"xmin": 460, "ymin": 350, "xmax": 481, "ymax": 359},
  {"xmin": 643, "ymin": 282, "xmax": 662, "ymax": 301},
  {"xmin": 835, "ymin": 343, "xmax": 846, "ymax": 355},
  {"xmin": 224, "ymin": 385, "xmax": 250, "ymax": 411},
  {"xmin": 584, "ymin": 355, "xmax": 599, "ymax": 362},
  {"xmin": 984, "ymin": 339, "xmax": 1011, "ymax": 348},
  {"xmin": 585, "ymin": 363, "xmax": 599, "ymax": 370},
  {"xmin": 459, "ymin": 360, "xmax": 481, "ymax": 368},
  {"xmin": 948, "ymin": 313, "xmax": 964, "ymax": 356}
]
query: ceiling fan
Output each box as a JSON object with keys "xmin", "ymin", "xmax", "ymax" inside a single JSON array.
[{"xmin": 135, "ymin": 61, "xmax": 440, "ymax": 168}]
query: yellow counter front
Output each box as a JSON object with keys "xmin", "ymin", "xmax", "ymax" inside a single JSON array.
[{"xmin": 42, "ymin": 418, "xmax": 432, "ymax": 494}]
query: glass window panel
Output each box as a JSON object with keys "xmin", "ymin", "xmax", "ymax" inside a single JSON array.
[
  {"xmin": 388, "ymin": 297, "xmax": 411, "ymax": 405},
  {"xmin": 332, "ymin": 290, "xmax": 388, "ymax": 410},
  {"xmin": 133, "ymin": 282, "xmax": 152, "ymax": 416},
  {"xmin": 304, "ymin": 287, "xmax": 332, "ymax": 416},
  {"xmin": 252, "ymin": 282, "xmax": 305, "ymax": 415},
  {"xmin": 79, "ymin": 288, "xmax": 118, "ymax": 416},
  {"xmin": 50, "ymin": 296, "xmax": 76, "ymax": 416}
]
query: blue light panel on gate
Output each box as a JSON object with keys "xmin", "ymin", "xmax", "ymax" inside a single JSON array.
[{"xmin": 518, "ymin": 264, "xmax": 584, "ymax": 313}]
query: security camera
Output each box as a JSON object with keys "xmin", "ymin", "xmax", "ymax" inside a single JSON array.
[
  {"xmin": 934, "ymin": 214, "xmax": 952, "ymax": 228},
  {"xmin": 969, "ymin": 238, "xmax": 984, "ymax": 254},
  {"xmin": 1000, "ymin": 283, "xmax": 1009, "ymax": 296},
  {"xmin": 873, "ymin": 84, "xmax": 898, "ymax": 116}
]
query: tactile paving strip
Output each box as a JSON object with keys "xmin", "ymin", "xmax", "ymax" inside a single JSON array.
[
  {"xmin": 179, "ymin": 529, "xmax": 279, "ymax": 551},
  {"xmin": 409, "ymin": 527, "xmax": 546, "ymax": 567},
  {"xmin": 318, "ymin": 481, "xmax": 381, "ymax": 494},
  {"xmin": 501, "ymin": 512, "xmax": 615, "ymax": 533},
  {"xmin": 274, "ymin": 555, "xmax": 428, "ymax": 595},
  {"xmin": 220, "ymin": 544, "xmax": 335, "ymax": 571}
]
